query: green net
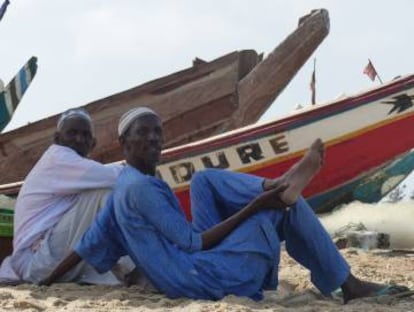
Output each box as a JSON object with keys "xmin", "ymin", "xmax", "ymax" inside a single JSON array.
[{"xmin": 0, "ymin": 208, "xmax": 13, "ymax": 237}]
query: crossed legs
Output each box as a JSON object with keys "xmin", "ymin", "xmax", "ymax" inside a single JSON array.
[{"xmin": 190, "ymin": 139, "xmax": 408, "ymax": 303}]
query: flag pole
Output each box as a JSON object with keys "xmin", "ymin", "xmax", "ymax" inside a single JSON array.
[
  {"xmin": 368, "ymin": 58, "xmax": 384, "ymax": 84},
  {"xmin": 311, "ymin": 58, "xmax": 316, "ymax": 105}
]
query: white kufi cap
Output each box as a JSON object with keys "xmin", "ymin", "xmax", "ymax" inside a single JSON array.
[
  {"xmin": 118, "ymin": 107, "xmax": 158, "ymax": 136},
  {"xmin": 57, "ymin": 108, "xmax": 92, "ymax": 130}
]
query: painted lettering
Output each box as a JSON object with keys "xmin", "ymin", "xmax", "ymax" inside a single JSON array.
[
  {"xmin": 201, "ymin": 152, "xmax": 230, "ymax": 169},
  {"xmin": 236, "ymin": 143, "xmax": 264, "ymax": 164},
  {"xmin": 169, "ymin": 162, "xmax": 195, "ymax": 184},
  {"xmin": 269, "ymin": 135, "xmax": 289, "ymax": 154}
]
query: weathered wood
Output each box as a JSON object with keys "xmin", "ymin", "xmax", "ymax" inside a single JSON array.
[
  {"xmin": 0, "ymin": 51, "xmax": 254, "ymax": 183},
  {"xmin": 234, "ymin": 9, "xmax": 329, "ymax": 129},
  {"xmin": 0, "ymin": 181, "xmax": 21, "ymax": 195},
  {"xmin": 0, "ymin": 9, "xmax": 330, "ymax": 185}
]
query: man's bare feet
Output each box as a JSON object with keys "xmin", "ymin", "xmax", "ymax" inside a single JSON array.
[{"xmin": 264, "ymin": 138, "xmax": 324, "ymax": 205}]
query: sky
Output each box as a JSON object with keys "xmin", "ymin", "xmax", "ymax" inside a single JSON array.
[{"xmin": 0, "ymin": 0, "xmax": 413, "ymax": 132}]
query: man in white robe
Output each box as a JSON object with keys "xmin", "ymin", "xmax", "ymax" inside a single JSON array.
[{"xmin": 0, "ymin": 108, "xmax": 131, "ymax": 284}]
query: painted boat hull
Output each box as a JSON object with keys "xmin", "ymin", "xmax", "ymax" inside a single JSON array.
[
  {"xmin": 1, "ymin": 76, "xmax": 414, "ymax": 219},
  {"xmin": 154, "ymin": 75, "xmax": 414, "ymax": 218},
  {"xmin": 308, "ymin": 149, "xmax": 414, "ymax": 212}
]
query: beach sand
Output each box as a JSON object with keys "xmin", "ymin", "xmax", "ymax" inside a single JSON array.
[
  {"xmin": 1, "ymin": 201, "xmax": 414, "ymax": 311},
  {"xmin": 0, "ymin": 248, "xmax": 413, "ymax": 312}
]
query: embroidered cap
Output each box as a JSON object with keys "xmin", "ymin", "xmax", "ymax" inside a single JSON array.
[
  {"xmin": 57, "ymin": 108, "xmax": 92, "ymax": 131},
  {"xmin": 118, "ymin": 107, "xmax": 158, "ymax": 137}
]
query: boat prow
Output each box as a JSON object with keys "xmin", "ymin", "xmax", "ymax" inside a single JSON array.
[{"xmin": 0, "ymin": 9, "xmax": 329, "ymax": 185}]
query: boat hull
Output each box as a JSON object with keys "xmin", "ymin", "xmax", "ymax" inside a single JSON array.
[
  {"xmin": 308, "ymin": 149, "xmax": 414, "ymax": 212},
  {"xmin": 155, "ymin": 75, "xmax": 414, "ymax": 218},
  {"xmin": 1, "ymin": 77, "xmax": 414, "ymax": 219}
]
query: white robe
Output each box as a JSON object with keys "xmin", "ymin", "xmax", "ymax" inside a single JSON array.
[{"xmin": 0, "ymin": 144, "xmax": 123, "ymax": 282}]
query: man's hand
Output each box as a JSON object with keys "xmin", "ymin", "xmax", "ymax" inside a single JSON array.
[
  {"xmin": 253, "ymin": 181, "xmax": 289, "ymax": 211},
  {"xmin": 37, "ymin": 251, "xmax": 83, "ymax": 286}
]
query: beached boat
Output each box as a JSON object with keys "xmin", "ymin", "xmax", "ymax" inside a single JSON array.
[
  {"xmin": 153, "ymin": 74, "xmax": 414, "ymax": 217},
  {"xmin": 2, "ymin": 74, "xmax": 414, "ymax": 218},
  {"xmin": 0, "ymin": 9, "xmax": 330, "ymax": 185}
]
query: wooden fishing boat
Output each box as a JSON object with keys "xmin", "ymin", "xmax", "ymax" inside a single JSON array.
[
  {"xmin": 153, "ymin": 74, "xmax": 414, "ymax": 217},
  {"xmin": 0, "ymin": 9, "xmax": 330, "ymax": 185},
  {"xmin": 2, "ymin": 74, "xmax": 414, "ymax": 218}
]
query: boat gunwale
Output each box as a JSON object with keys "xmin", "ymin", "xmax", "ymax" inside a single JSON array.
[{"xmin": 160, "ymin": 75, "xmax": 414, "ymax": 161}]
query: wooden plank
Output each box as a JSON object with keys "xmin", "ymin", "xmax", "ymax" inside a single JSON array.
[
  {"xmin": 0, "ymin": 52, "xmax": 257, "ymax": 184},
  {"xmin": 233, "ymin": 9, "xmax": 330, "ymax": 129}
]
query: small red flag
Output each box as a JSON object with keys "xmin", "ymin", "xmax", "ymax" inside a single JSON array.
[{"xmin": 363, "ymin": 60, "xmax": 378, "ymax": 81}]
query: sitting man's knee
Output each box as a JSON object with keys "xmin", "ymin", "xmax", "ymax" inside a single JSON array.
[
  {"xmin": 190, "ymin": 171, "xmax": 207, "ymax": 189},
  {"xmin": 191, "ymin": 169, "xmax": 220, "ymax": 188}
]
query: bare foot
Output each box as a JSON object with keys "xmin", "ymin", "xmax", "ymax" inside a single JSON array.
[
  {"xmin": 281, "ymin": 138, "xmax": 324, "ymax": 205},
  {"xmin": 264, "ymin": 139, "xmax": 324, "ymax": 205}
]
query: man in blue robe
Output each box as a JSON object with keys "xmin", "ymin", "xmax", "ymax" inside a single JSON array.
[{"xmin": 41, "ymin": 107, "xmax": 409, "ymax": 303}]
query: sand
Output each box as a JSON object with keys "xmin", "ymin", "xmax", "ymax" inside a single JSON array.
[
  {"xmin": 0, "ymin": 248, "xmax": 413, "ymax": 312},
  {"xmin": 2, "ymin": 201, "xmax": 414, "ymax": 311}
]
